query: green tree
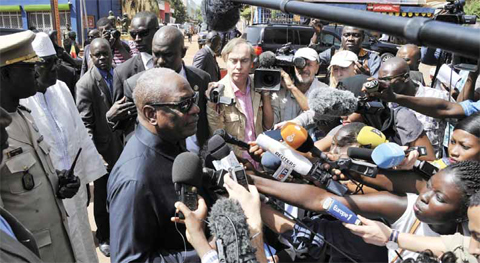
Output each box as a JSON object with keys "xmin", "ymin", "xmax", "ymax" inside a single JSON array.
[
  {"xmin": 464, "ymin": 0, "xmax": 480, "ymax": 18},
  {"xmin": 196, "ymin": 8, "xmax": 203, "ymax": 23},
  {"xmin": 170, "ymin": 0, "xmax": 187, "ymax": 24},
  {"xmin": 241, "ymin": 5, "xmax": 252, "ymax": 24}
]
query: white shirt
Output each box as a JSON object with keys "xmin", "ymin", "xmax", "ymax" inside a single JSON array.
[
  {"xmin": 389, "ymin": 194, "xmax": 440, "ymax": 262},
  {"xmin": 20, "ymin": 80, "xmax": 106, "ymax": 183},
  {"xmin": 140, "ymin": 52, "xmax": 154, "ymax": 70},
  {"xmin": 179, "ymin": 65, "xmax": 200, "ymax": 154}
]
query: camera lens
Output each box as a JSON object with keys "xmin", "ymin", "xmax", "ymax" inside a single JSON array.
[{"xmin": 262, "ymin": 74, "xmax": 277, "ymax": 87}]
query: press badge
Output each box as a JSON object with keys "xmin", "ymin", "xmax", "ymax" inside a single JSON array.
[{"xmin": 22, "ymin": 171, "xmax": 35, "ymax": 190}]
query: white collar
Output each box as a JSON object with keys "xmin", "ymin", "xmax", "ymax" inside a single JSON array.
[
  {"xmin": 140, "ymin": 52, "xmax": 153, "ymax": 70},
  {"xmin": 179, "ymin": 65, "xmax": 187, "ymax": 80}
]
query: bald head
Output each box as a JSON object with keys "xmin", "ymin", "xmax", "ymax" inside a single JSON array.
[
  {"xmin": 396, "ymin": 44, "xmax": 421, "ymax": 70},
  {"xmin": 90, "ymin": 38, "xmax": 112, "ymax": 70},
  {"xmin": 133, "ymin": 68, "xmax": 190, "ymax": 113},
  {"xmin": 154, "ymin": 26, "xmax": 184, "ymax": 46},
  {"xmin": 380, "ymin": 57, "xmax": 409, "ymax": 77},
  {"xmin": 152, "ymin": 26, "xmax": 186, "ymax": 72}
]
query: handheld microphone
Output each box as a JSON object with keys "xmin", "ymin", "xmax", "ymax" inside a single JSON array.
[
  {"xmin": 201, "ymin": 0, "xmax": 240, "ymax": 32},
  {"xmin": 261, "ymin": 152, "xmax": 293, "ymax": 182},
  {"xmin": 356, "ymin": 126, "xmax": 387, "ymax": 149},
  {"xmin": 214, "ymin": 129, "xmax": 250, "ymax": 150},
  {"xmin": 208, "ymin": 198, "xmax": 257, "ymax": 263},
  {"xmin": 323, "ymin": 197, "xmax": 361, "ymax": 226},
  {"xmin": 256, "ymin": 134, "xmax": 348, "ymax": 196},
  {"xmin": 347, "ymin": 143, "xmax": 404, "ymax": 169},
  {"xmin": 172, "ymin": 152, "xmax": 203, "ymax": 219},
  {"xmin": 280, "ymin": 122, "xmax": 323, "ymax": 158}
]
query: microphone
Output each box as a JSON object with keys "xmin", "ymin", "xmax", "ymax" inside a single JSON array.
[
  {"xmin": 323, "ymin": 197, "xmax": 361, "ymax": 226},
  {"xmin": 261, "ymin": 152, "xmax": 293, "ymax": 182},
  {"xmin": 214, "ymin": 129, "xmax": 250, "ymax": 150},
  {"xmin": 356, "ymin": 126, "xmax": 388, "ymax": 149},
  {"xmin": 280, "ymin": 122, "xmax": 323, "ymax": 158},
  {"xmin": 258, "ymin": 51, "xmax": 276, "ymax": 68},
  {"xmin": 347, "ymin": 143, "xmax": 404, "ymax": 169},
  {"xmin": 172, "ymin": 152, "xmax": 203, "ymax": 219},
  {"xmin": 256, "ymin": 134, "xmax": 348, "ymax": 196},
  {"xmin": 208, "ymin": 198, "xmax": 257, "ymax": 263},
  {"xmin": 201, "ymin": 0, "xmax": 240, "ymax": 32},
  {"xmin": 306, "ymin": 88, "xmax": 385, "ymax": 124}
]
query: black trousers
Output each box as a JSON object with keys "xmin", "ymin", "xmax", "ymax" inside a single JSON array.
[{"xmin": 94, "ymin": 173, "xmax": 110, "ymax": 243}]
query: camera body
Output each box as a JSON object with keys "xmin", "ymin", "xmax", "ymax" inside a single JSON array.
[
  {"xmin": 254, "ymin": 43, "xmax": 306, "ymax": 92},
  {"xmin": 208, "ymin": 84, "xmax": 235, "ymax": 105},
  {"xmin": 106, "ymin": 29, "xmax": 121, "ymax": 40},
  {"xmin": 434, "ymin": 0, "xmax": 477, "ymax": 24}
]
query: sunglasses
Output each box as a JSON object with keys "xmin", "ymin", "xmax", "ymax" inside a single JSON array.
[
  {"xmin": 130, "ymin": 27, "xmax": 158, "ymax": 39},
  {"xmin": 378, "ymin": 72, "xmax": 409, "ymax": 82},
  {"xmin": 148, "ymin": 92, "xmax": 198, "ymax": 113}
]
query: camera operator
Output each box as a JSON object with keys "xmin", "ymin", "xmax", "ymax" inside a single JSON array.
[
  {"xmin": 319, "ymin": 26, "xmax": 381, "ymax": 78},
  {"xmin": 271, "ymin": 47, "xmax": 328, "ymax": 125}
]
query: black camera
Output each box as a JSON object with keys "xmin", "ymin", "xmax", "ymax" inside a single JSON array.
[
  {"xmin": 106, "ymin": 29, "xmax": 121, "ymax": 40},
  {"xmin": 254, "ymin": 43, "xmax": 306, "ymax": 92},
  {"xmin": 208, "ymin": 84, "xmax": 235, "ymax": 105},
  {"xmin": 434, "ymin": 0, "xmax": 476, "ymax": 24}
]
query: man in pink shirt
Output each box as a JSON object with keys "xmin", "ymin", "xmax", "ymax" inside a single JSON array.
[{"xmin": 207, "ymin": 38, "xmax": 274, "ymax": 166}]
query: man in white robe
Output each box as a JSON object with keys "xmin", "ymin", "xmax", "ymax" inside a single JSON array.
[{"xmin": 20, "ymin": 32, "xmax": 107, "ymax": 263}]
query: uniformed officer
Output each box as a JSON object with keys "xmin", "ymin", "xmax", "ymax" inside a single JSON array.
[{"xmin": 0, "ymin": 30, "xmax": 79, "ymax": 262}]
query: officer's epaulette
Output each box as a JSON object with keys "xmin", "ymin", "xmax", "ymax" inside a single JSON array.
[{"xmin": 18, "ymin": 104, "xmax": 31, "ymax": 113}]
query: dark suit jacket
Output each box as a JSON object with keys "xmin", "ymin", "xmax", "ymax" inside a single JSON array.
[
  {"xmin": 0, "ymin": 207, "xmax": 41, "ymax": 262},
  {"xmin": 123, "ymin": 65, "xmax": 211, "ymax": 147},
  {"xmin": 112, "ymin": 55, "xmax": 145, "ymax": 102},
  {"xmin": 75, "ymin": 66, "xmax": 124, "ymax": 170},
  {"xmin": 192, "ymin": 47, "xmax": 220, "ymax": 82},
  {"xmin": 57, "ymin": 62, "xmax": 78, "ymax": 100}
]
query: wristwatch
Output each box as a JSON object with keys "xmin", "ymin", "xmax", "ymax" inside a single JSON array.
[{"xmin": 386, "ymin": 229, "xmax": 399, "ymax": 250}]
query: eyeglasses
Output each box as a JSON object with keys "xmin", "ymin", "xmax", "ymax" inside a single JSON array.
[
  {"xmin": 148, "ymin": 92, "xmax": 198, "ymax": 113},
  {"xmin": 130, "ymin": 27, "xmax": 158, "ymax": 39},
  {"xmin": 378, "ymin": 72, "xmax": 409, "ymax": 82}
]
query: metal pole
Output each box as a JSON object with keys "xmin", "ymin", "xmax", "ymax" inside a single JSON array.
[
  {"xmin": 50, "ymin": 0, "xmax": 62, "ymax": 46},
  {"xmin": 230, "ymin": 0, "xmax": 480, "ymax": 59}
]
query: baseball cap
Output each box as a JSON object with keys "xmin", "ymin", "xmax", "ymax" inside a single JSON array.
[
  {"xmin": 328, "ymin": 50, "xmax": 358, "ymax": 69},
  {"xmin": 294, "ymin": 47, "xmax": 319, "ymax": 62}
]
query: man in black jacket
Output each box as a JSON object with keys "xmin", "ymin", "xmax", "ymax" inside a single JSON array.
[
  {"xmin": 75, "ymin": 38, "xmax": 125, "ymax": 256},
  {"xmin": 193, "ymin": 31, "xmax": 221, "ymax": 82},
  {"xmin": 123, "ymin": 26, "xmax": 211, "ymax": 152}
]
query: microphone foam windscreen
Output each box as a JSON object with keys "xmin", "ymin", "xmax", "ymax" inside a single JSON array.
[
  {"xmin": 201, "ymin": 0, "xmax": 240, "ymax": 32},
  {"xmin": 371, "ymin": 143, "xmax": 405, "ymax": 169},
  {"xmin": 308, "ymin": 88, "xmax": 358, "ymax": 119},
  {"xmin": 280, "ymin": 122, "xmax": 311, "ymax": 152},
  {"xmin": 261, "ymin": 152, "xmax": 282, "ymax": 172},
  {"xmin": 258, "ymin": 51, "xmax": 276, "ymax": 68},
  {"xmin": 357, "ymin": 126, "xmax": 387, "ymax": 149},
  {"xmin": 207, "ymin": 135, "xmax": 231, "ymax": 160},
  {"xmin": 208, "ymin": 199, "xmax": 257, "ymax": 263},
  {"xmin": 172, "ymin": 152, "xmax": 203, "ymax": 187}
]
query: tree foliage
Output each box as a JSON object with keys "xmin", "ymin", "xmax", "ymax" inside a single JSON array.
[
  {"xmin": 464, "ymin": 0, "xmax": 480, "ymax": 18},
  {"xmin": 171, "ymin": 0, "xmax": 187, "ymax": 24}
]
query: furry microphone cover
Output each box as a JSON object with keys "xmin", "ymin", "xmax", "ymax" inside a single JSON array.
[
  {"xmin": 307, "ymin": 87, "xmax": 358, "ymax": 120},
  {"xmin": 201, "ymin": 0, "xmax": 240, "ymax": 32},
  {"xmin": 208, "ymin": 198, "xmax": 258, "ymax": 263}
]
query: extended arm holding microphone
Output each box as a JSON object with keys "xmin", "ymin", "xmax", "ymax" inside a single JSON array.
[{"xmin": 251, "ymin": 175, "xmax": 408, "ymax": 224}]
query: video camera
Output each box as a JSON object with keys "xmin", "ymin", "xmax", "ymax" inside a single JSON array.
[
  {"xmin": 254, "ymin": 43, "xmax": 306, "ymax": 92},
  {"xmin": 208, "ymin": 84, "xmax": 235, "ymax": 105},
  {"xmin": 434, "ymin": 0, "xmax": 476, "ymax": 25},
  {"xmin": 105, "ymin": 29, "xmax": 121, "ymax": 40}
]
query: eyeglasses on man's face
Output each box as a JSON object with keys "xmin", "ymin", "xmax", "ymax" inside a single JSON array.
[{"xmin": 147, "ymin": 92, "xmax": 198, "ymax": 114}]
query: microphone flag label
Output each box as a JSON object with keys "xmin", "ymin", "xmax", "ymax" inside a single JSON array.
[{"xmin": 323, "ymin": 197, "xmax": 361, "ymax": 225}]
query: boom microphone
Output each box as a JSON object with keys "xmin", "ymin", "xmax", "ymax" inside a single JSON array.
[
  {"xmin": 208, "ymin": 198, "xmax": 258, "ymax": 263},
  {"xmin": 172, "ymin": 152, "xmax": 203, "ymax": 218},
  {"xmin": 201, "ymin": 0, "xmax": 240, "ymax": 32},
  {"xmin": 214, "ymin": 129, "xmax": 250, "ymax": 150},
  {"xmin": 308, "ymin": 88, "xmax": 359, "ymax": 121}
]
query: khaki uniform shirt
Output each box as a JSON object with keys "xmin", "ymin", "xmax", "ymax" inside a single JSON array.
[{"xmin": 0, "ymin": 107, "xmax": 75, "ymax": 262}]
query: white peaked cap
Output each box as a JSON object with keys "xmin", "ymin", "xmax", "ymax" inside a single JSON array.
[{"xmin": 32, "ymin": 32, "xmax": 56, "ymax": 57}]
